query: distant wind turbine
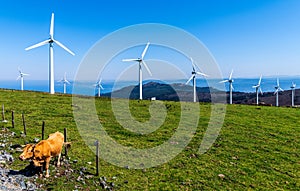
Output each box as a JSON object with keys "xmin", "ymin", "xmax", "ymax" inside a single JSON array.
[
  {"xmin": 122, "ymin": 42, "xmax": 152, "ymax": 100},
  {"xmin": 291, "ymin": 82, "xmax": 296, "ymax": 107},
  {"xmin": 16, "ymin": 67, "xmax": 29, "ymax": 91},
  {"xmin": 58, "ymin": 72, "xmax": 70, "ymax": 94},
  {"xmin": 25, "ymin": 13, "xmax": 75, "ymax": 94},
  {"xmin": 220, "ymin": 70, "xmax": 234, "ymax": 104},
  {"xmin": 252, "ymin": 75, "xmax": 263, "ymax": 105},
  {"xmin": 185, "ymin": 57, "xmax": 208, "ymax": 102},
  {"xmin": 94, "ymin": 78, "xmax": 104, "ymax": 97},
  {"xmin": 274, "ymin": 78, "xmax": 284, "ymax": 107}
]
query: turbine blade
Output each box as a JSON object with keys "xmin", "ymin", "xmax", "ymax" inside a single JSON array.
[
  {"xmin": 259, "ymin": 87, "xmax": 263, "ymax": 95},
  {"xmin": 252, "ymin": 85, "xmax": 258, "ymax": 88},
  {"xmin": 279, "ymin": 87, "xmax": 284, "ymax": 91},
  {"xmin": 229, "ymin": 69, "xmax": 233, "ymax": 80},
  {"xmin": 25, "ymin": 39, "xmax": 50, "ymax": 51},
  {"xmin": 100, "ymin": 85, "xmax": 104, "ymax": 90},
  {"xmin": 141, "ymin": 42, "xmax": 150, "ymax": 59},
  {"xmin": 219, "ymin": 80, "xmax": 229, "ymax": 83},
  {"xmin": 186, "ymin": 75, "xmax": 194, "ymax": 85},
  {"xmin": 277, "ymin": 78, "xmax": 280, "ymax": 87},
  {"xmin": 50, "ymin": 13, "xmax": 54, "ymax": 38},
  {"xmin": 23, "ymin": 73, "xmax": 30, "ymax": 76},
  {"xmin": 258, "ymin": 75, "xmax": 262, "ymax": 85},
  {"xmin": 122, "ymin": 58, "xmax": 139, "ymax": 62},
  {"xmin": 274, "ymin": 89, "xmax": 278, "ymax": 95},
  {"xmin": 190, "ymin": 57, "xmax": 196, "ymax": 72},
  {"xmin": 190, "ymin": 57, "xmax": 204, "ymax": 73},
  {"xmin": 196, "ymin": 72, "xmax": 208, "ymax": 77},
  {"xmin": 16, "ymin": 76, "xmax": 21, "ymax": 81},
  {"xmin": 53, "ymin": 40, "xmax": 75, "ymax": 56},
  {"xmin": 142, "ymin": 60, "xmax": 152, "ymax": 76},
  {"xmin": 66, "ymin": 80, "xmax": 71, "ymax": 85}
]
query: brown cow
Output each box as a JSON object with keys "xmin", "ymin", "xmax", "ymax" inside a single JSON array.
[{"xmin": 32, "ymin": 131, "xmax": 64, "ymax": 177}]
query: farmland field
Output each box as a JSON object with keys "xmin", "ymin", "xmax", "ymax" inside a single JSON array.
[{"xmin": 0, "ymin": 89, "xmax": 299, "ymax": 190}]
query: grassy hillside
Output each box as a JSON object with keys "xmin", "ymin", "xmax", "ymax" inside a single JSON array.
[{"xmin": 0, "ymin": 89, "xmax": 299, "ymax": 190}]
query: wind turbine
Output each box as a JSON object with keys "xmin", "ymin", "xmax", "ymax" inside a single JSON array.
[
  {"xmin": 94, "ymin": 78, "xmax": 104, "ymax": 97},
  {"xmin": 274, "ymin": 78, "xmax": 284, "ymax": 107},
  {"xmin": 291, "ymin": 82, "xmax": 296, "ymax": 107},
  {"xmin": 185, "ymin": 57, "xmax": 208, "ymax": 102},
  {"xmin": 220, "ymin": 70, "xmax": 234, "ymax": 104},
  {"xmin": 58, "ymin": 72, "xmax": 70, "ymax": 94},
  {"xmin": 16, "ymin": 67, "xmax": 29, "ymax": 91},
  {"xmin": 252, "ymin": 75, "xmax": 263, "ymax": 105},
  {"xmin": 25, "ymin": 13, "xmax": 75, "ymax": 94},
  {"xmin": 122, "ymin": 42, "xmax": 152, "ymax": 100}
]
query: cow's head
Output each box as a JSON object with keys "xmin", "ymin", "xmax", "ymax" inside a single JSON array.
[{"xmin": 19, "ymin": 144, "xmax": 35, "ymax": 161}]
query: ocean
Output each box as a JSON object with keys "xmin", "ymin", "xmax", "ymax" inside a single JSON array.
[{"xmin": 1, "ymin": 77, "xmax": 299, "ymax": 96}]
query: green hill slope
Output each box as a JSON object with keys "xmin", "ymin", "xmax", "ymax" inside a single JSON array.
[{"xmin": 0, "ymin": 89, "xmax": 299, "ymax": 190}]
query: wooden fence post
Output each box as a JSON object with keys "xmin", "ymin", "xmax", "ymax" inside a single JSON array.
[
  {"xmin": 42, "ymin": 121, "xmax": 45, "ymax": 140},
  {"xmin": 64, "ymin": 128, "xmax": 68, "ymax": 157},
  {"xmin": 11, "ymin": 111, "xmax": 14, "ymax": 128},
  {"xmin": 95, "ymin": 140, "xmax": 99, "ymax": 176},
  {"xmin": 22, "ymin": 113, "xmax": 26, "ymax": 135},
  {"xmin": 2, "ymin": 104, "xmax": 6, "ymax": 122}
]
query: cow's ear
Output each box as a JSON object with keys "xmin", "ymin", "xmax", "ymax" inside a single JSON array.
[{"xmin": 29, "ymin": 145, "xmax": 35, "ymax": 152}]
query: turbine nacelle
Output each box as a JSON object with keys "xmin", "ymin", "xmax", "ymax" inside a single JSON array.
[
  {"xmin": 252, "ymin": 75, "xmax": 263, "ymax": 94},
  {"xmin": 17, "ymin": 67, "xmax": 29, "ymax": 80},
  {"xmin": 274, "ymin": 78, "xmax": 284, "ymax": 95},
  {"xmin": 122, "ymin": 42, "xmax": 152, "ymax": 76},
  {"xmin": 291, "ymin": 82, "xmax": 296, "ymax": 89},
  {"xmin": 186, "ymin": 57, "xmax": 208, "ymax": 85},
  {"xmin": 94, "ymin": 79, "xmax": 104, "ymax": 90}
]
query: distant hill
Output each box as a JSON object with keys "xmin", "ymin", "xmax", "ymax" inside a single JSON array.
[{"xmin": 102, "ymin": 81, "xmax": 299, "ymax": 106}]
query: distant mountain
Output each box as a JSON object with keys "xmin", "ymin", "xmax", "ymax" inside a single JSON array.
[{"xmin": 101, "ymin": 82, "xmax": 299, "ymax": 106}]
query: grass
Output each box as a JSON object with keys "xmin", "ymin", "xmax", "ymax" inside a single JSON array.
[{"xmin": 0, "ymin": 89, "xmax": 299, "ymax": 190}]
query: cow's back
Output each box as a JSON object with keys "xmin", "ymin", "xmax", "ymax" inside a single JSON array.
[{"xmin": 47, "ymin": 131, "xmax": 64, "ymax": 156}]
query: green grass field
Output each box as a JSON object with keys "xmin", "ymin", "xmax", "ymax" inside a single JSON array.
[{"xmin": 0, "ymin": 89, "xmax": 299, "ymax": 190}]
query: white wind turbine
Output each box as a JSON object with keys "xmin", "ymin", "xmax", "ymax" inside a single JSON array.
[
  {"xmin": 252, "ymin": 75, "xmax": 263, "ymax": 105},
  {"xmin": 291, "ymin": 82, "xmax": 296, "ymax": 107},
  {"xmin": 185, "ymin": 57, "xmax": 208, "ymax": 102},
  {"xmin": 274, "ymin": 78, "xmax": 284, "ymax": 107},
  {"xmin": 220, "ymin": 70, "xmax": 234, "ymax": 104},
  {"xmin": 16, "ymin": 67, "xmax": 29, "ymax": 91},
  {"xmin": 58, "ymin": 72, "xmax": 70, "ymax": 94},
  {"xmin": 122, "ymin": 42, "xmax": 152, "ymax": 100},
  {"xmin": 94, "ymin": 78, "xmax": 104, "ymax": 97},
  {"xmin": 25, "ymin": 13, "xmax": 75, "ymax": 94}
]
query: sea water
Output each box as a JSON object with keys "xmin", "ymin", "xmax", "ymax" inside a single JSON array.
[{"xmin": 1, "ymin": 77, "xmax": 299, "ymax": 96}]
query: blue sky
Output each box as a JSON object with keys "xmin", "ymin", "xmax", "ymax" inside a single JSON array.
[{"xmin": 0, "ymin": 0, "xmax": 300, "ymax": 81}]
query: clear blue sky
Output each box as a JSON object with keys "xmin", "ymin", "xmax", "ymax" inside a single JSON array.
[{"xmin": 0, "ymin": 0, "xmax": 300, "ymax": 81}]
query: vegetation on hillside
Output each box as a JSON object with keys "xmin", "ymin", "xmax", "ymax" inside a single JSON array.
[{"xmin": 0, "ymin": 89, "xmax": 299, "ymax": 190}]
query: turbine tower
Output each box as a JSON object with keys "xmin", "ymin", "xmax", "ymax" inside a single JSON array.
[
  {"xmin": 94, "ymin": 78, "xmax": 104, "ymax": 97},
  {"xmin": 16, "ymin": 67, "xmax": 29, "ymax": 91},
  {"xmin": 220, "ymin": 70, "xmax": 234, "ymax": 104},
  {"xmin": 25, "ymin": 13, "xmax": 75, "ymax": 94},
  {"xmin": 186, "ymin": 57, "xmax": 208, "ymax": 102},
  {"xmin": 58, "ymin": 72, "xmax": 70, "ymax": 94},
  {"xmin": 252, "ymin": 75, "xmax": 263, "ymax": 105},
  {"xmin": 291, "ymin": 82, "xmax": 296, "ymax": 107},
  {"xmin": 122, "ymin": 42, "xmax": 152, "ymax": 100},
  {"xmin": 274, "ymin": 78, "xmax": 284, "ymax": 107}
]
